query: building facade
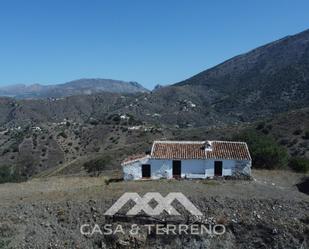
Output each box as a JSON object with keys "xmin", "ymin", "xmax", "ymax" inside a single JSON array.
[{"xmin": 122, "ymin": 140, "xmax": 252, "ymax": 180}]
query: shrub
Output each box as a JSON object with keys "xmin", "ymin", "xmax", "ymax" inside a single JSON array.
[
  {"xmin": 303, "ymin": 131, "xmax": 309, "ymax": 140},
  {"xmin": 266, "ymin": 124, "xmax": 273, "ymax": 130},
  {"xmin": 84, "ymin": 155, "xmax": 112, "ymax": 176},
  {"xmin": 289, "ymin": 157, "xmax": 309, "ymax": 173},
  {"xmin": 0, "ymin": 165, "xmax": 21, "ymax": 184},
  {"xmin": 234, "ymin": 130, "xmax": 289, "ymax": 169},
  {"xmin": 1, "ymin": 148, "xmax": 10, "ymax": 155},
  {"xmin": 255, "ymin": 122, "xmax": 264, "ymax": 130},
  {"xmin": 89, "ymin": 119, "xmax": 99, "ymax": 125},
  {"xmin": 293, "ymin": 129, "xmax": 302, "ymax": 135},
  {"xmin": 279, "ymin": 138, "xmax": 289, "ymax": 146},
  {"xmin": 58, "ymin": 131, "xmax": 67, "ymax": 139}
]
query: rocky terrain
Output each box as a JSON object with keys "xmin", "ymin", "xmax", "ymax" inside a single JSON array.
[
  {"xmin": 0, "ymin": 28, "xmax": 309, "ymax": 249},
  {"xmin": 0, "ymin": 170, "xmax": 308, "ymax": 248},
  {"xmin": 0, "ymin": 107, "xmax": 307, "ymax": 181}
]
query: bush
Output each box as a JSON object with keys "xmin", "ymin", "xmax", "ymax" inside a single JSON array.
[
  {"xmin": 57, "ymin": 131, "xmax": 67, "ymax": 139},
  {"xmin": 234, "ymin": 130, "xmax": 289, "ymax": 169},
  {"xmin": 84, "ymin": 155, "xmax": 112, "ymax": 176},
  {"xmin": 289, "ymin": 157, "xmax": 309, "ymax": 173},
  {"xmin": 0, "ymin": 165, "xmax": 21, "ymax": 184},
  {"xmin": 293, "ymin": 129, "xmax": 302, "ymax": 135},
  {"xmin": 303, "ymin": 131, "xmax": 309, "ymax": 140},
  {"xmin": 89, "ymin": 118, "xmax": 99, "ymax": 126},
  {"xmin": 256, "ymin": 122, "xmax": 265, "ymax": 130}
]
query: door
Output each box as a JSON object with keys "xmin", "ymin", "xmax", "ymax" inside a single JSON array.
[
  {"xmin": 142, "ymin": 164, "xmax": 151, "ymax": 178},
  {"xmin": 214, "ymin": 161, "xmax": 223, "ymax": 176},
  {"xmin": 173, "ymin": 160, "xmax": 181, "ymax": 178}
]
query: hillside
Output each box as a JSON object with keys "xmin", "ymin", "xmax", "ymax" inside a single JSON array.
[
  {"xmin": 150, "ymin": 28, "xmax": 309, "ymax": 124},
  {"xmin": 0, "ymin": 106, "xmax": 307, "ymax": 181},
  {"xmin": 0, "ymin": 30, "xmax": 308, "ymax": 128},
  {"xmin": 0, "ymin": 29, "xmax": 309, "ymax": 180},
  {"xmin": 0, "ymin": 78, "xmax": 148, "ymax": 99}
]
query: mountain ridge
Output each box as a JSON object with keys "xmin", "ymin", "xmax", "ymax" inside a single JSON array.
[
  {"xmin": 0, "ymin": 78, "xmax": 149, "ymax": 98},
  {"xmin": 0, "ymin": 28, "xmax": 308, "ymax": 128},
  {"xmin": 176, "ymin": 28, "xmax": 309, "ymax": 87},
  {"xmin": 0, "ymin": 28, "xmax": 309, "ymax": 183}
]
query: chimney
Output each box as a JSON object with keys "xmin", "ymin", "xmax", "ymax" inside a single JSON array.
[{"xmin": 204, "ymin": 141, "xmax": 212, "ymax": 151}]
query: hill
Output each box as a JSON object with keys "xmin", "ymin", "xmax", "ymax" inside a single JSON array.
[
  {"xmin": 0, "ymin": 78, "xmax": 148, "ymax": 99},
  {"xmin": 0, "ymin": 29, "xmax": 309, "ymax": 179},
  {"xmin": 149, "ymin": 28, "xmax": 309, "ymax": 124},
  {"xmin": 1, "ymin": 29, "xmax": 308, "ymax": 128}
]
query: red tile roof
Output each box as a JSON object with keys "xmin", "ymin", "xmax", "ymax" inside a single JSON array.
[
  {"xmin": 151, "ymin": 140, "xmax": 251, "ymax": 161},
  {"xmin": 122, "ymin": 140, "xmax": 251, "ymax": 166},
  {"xmin": 205, "ymin": 141, "xmax": 251, "ymax": 160},
  {"xmin": 151, "ymin": 141, "xmax": 206, "ymax": 159}
]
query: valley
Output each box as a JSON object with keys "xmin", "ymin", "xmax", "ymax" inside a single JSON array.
[{"xmin": 0, "ymin": 27, "xmax": 308, "ymax": 249}]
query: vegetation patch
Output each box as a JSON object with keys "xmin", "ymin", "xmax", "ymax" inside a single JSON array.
[
  {"xmin": 289, "ymin": 157, "xmax": 309, "ymax": 173},
  {"xmin": 234, "ymin": 130, "xmax": 289, "ymax": 169},
  {"xmin": 83, "ymin": 155, "xmax": 113, "ymax": 176},
  {"xmin": 0, "ymin": 165, "xmax": 24, "ymax": 184}
]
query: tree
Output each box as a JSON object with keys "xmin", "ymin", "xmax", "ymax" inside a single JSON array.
[
  {"xmin": 289, "ymin": 157, "xmax": 309, "ymax": 173},
  {"xmin": 234, "ymin": 130, "xmax": 289, "ymax": 169},
  {"xmin": 84, "ymin": 155, "xmax": 112, "ymax": 176},
  {"xmin": 0, "ymin": 165, "xmax": 20, "ymax": 184}
]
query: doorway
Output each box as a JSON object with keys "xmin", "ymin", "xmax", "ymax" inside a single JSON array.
[
  {"xmin": 172, "ymin": 160, "xmax": 181, "ymax": 178},
  {"xmin": 214, "ymin": 161, "xmax": 223, "ymax": 176},
  {"xmin": 142, "ymin": 164, "xmax": 151, "ymax": 178}
]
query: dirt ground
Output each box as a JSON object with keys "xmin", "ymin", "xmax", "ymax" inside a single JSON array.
[
  {"xmin": 0, "ymin": 170, "xmax": 307, "ymax": 206},
  {"xmin": 0, "ymin": 170, "xmax": 308, "ymax": 249}
]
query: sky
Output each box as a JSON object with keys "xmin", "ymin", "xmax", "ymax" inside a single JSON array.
[{"xmin": 0, "ymin": 0, "xmax": 309, "ymax": 89}]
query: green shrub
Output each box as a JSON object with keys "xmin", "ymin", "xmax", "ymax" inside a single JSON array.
[
  {"xmin": 89, "ymin": 118, "xmax": 99, "ymax": 125},
  {"xmin": 84, "ymin": 155, "xmax": 112, "ymax": 175},
  {"xmin": 234, "ymin": 130, "xmax": 289, "ymax": 169},
  {"xmin": 57, "ymin": 131, "xmax": 67, "ymax": 139},
  {"xmin": 0, "ymin": 239, "xmax": 10, "ymax": 249},
  {"xmin": 0, "ymin": 165, "xmax": 21, "ymax": 184},
  {"xmin": 289, "ymin": 157, "xmax": 309, "ymax": 173},
  {"xmin": 256, "ymin": 122, "xmax": 265, "ymax": 130},
  {"xmin": 293, "ymin": 129, "xmax": 302, "ymax": 135},
  {"xmin": 303, "ymin": 131, "xmax": 309, "ymax": 140}
]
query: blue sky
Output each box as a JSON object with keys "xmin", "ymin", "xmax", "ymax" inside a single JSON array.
[{"xmin": 0, "ymin": 0, "xmax": 309, "ymax": 89}]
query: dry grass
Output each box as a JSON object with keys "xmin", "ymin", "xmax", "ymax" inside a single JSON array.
[{"xmin": 0, "ymin": 169, "xmax": 308, "ymax": 208}]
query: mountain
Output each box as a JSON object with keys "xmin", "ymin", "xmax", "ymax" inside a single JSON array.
[
  {"xmin": 0, "ymin": 29, "xmax": 309, "ymax": 128},
  {"xmin": 0, "ymin": 78, "xmax": 148, "ymax": 99},
  {"xmin": 0, "ymin": 28, "xmax": 309, "ymax": 181},
  {"xmin": 148, "ymin": 28, "xmax": 309, "ymax": 124}
]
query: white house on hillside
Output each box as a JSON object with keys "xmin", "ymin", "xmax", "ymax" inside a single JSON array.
[{"xmin": 122, "ymin": 140, "xmax": 252, "ymax": 180}]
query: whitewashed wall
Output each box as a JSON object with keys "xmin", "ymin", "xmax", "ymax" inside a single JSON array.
[
  {"xmin": 181, "ymin": 159, "xmax": 206, "ymax": 178},
  {"xmin": 149, "ymin": 159, "xmax": 173, "ymax": 179},
  {"xmin": 205, "ymin": 159, "xmax": 251, "ymax": 177},
  {"xmin": 123, "ymin": 158, "xmax": 251, "ymax": 180},
  {"xmin": 123, "ymin": 157, "xmax": 150, "ymax": 180},
  {"xmin": 235, "ymin": 160, "xmax": 251, "ymax": 176}
]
